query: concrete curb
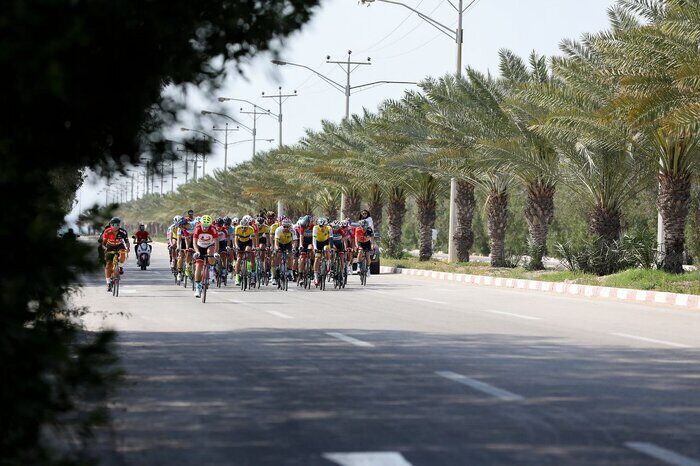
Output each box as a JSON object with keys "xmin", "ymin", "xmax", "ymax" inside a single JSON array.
[{"xmin": 380, "ymin": 266, "xmax": 700, "ymax": 310}]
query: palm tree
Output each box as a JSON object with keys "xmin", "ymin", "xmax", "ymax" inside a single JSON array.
[
  {"xmin": 378, "ymin": 92, "xmax": 448, "ymax": 261},
  {"xmin": 596, "ymin": 0, "xmax": 700, "ymax": 272},
  {"xmin": 523, "ymin": 25, "xmax": 650, "ymax": 261}
]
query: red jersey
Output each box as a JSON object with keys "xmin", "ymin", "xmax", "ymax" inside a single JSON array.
[
  {"xmin": 193, "ymin": 224, "xmax": 218, "ymax": 248},
  {"xmin": 331, "ymin": 226, "xmax": 347, "ymax": 242},
  {"xmin": 134, "ymin": 230, "xmax": 149, "ymax": 242},
  {"xmin": 295, "ymin": 224, "xmax": 315, "ymax": 241},
  {"xmin": 215, "ymin": 224, "xmax": 229, "ymax": 242},
  {"xmin": 101, "ymin": 226, "xmax": 129, "ymax": 248},
  {"xmin": 355, "ymin": 226, "xmax": 373, "ymax": 244}
]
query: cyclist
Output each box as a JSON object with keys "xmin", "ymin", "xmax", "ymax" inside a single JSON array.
[
  {"xmin": 176, "ymin": 210, "xmax": 195, "ymax": 279},
  {"xmin": 167, "ymin": 215, "xmax": 181, "ymax": 270},
  {"xmin": 294, "ymin": 215, "xmax": 314, "ymax": 283},
  {"xmin": 234, "ymin": 215, "xmax": 257, "ymax": 286},
  {"xmin": 224, "ymin": 216, "xmax": 235, "ymax": 270},
  {"xmin": 343, "ymin": 219, "xmax": 355, "ymax": 271},
  {"xmin": 330, "ymin": 219, "xmax": 349, "ymax": 278},
  {"xmin": 214, "ymin": 217, "xmax": 230, "ymax": 280},
  {"xmin": 312, "ymin": 217, "xmax": 332, "ymax": 286},
  {"xmin": 192, "ymin": 215, "xmax": 219, "ymax": 298},
  {"xmin": 273, "ymin": 217, "xmax": 296, "ymax": 285},
  {"xmin": 269, "ymin": 215, "xmax": 282, "ymax": 283},
  {"xmin": 256, "ymin": 215, "xmax": 271, "ymax": 282},
  {"xmin": 100, "ymin": 217, "xmax": 130, "ymax": 291},
  {"xmin": 354, "ymin": 219, "xmax": 375, "ymax": 277}
]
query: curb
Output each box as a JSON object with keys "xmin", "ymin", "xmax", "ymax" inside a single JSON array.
[{"xmin": 380, "ymin": 266, "xmax": 700, "ymax": 310}]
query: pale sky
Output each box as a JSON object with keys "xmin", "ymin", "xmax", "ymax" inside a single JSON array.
[{"xmin": 70, "ymin": 0, "xmax": 614, "ymax": 223}]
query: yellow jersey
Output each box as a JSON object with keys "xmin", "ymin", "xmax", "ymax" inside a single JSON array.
[
  {"xmin": 257, "ymin": 223, "xmax": 270, "ymax": 240},
  {"xmin": 275, "ymin": 226, "xmax": 295, "ymax": 245},
  {"xmin": 234, "ymin": 225, "xmax": 255, "ymax": 243},
  {"xmin": 269, "ymin": 222, "xmax": 280, "ymax": 237},
  {"xmin": 313, "ymin": 225, "xmax": 331, "ymax": 242}
]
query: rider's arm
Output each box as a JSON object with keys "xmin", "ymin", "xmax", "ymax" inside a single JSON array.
[
  {"xmin": 123, "ymin": 230, "xmax": 131, "ymax": 251},
  {"xmin": 312, "ymin": 226, "xmax": 318, "ymax": 250}
]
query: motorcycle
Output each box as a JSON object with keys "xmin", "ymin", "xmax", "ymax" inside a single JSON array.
[{"xmin": 134, "ymin": 238, "xmax": 152, "ymax": 270}]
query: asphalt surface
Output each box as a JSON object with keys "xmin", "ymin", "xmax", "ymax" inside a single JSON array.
[{"xmin": 78, "ymin": 243, "xmax": 700, "ymax": 466}]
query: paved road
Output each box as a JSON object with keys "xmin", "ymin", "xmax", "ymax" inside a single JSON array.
[{"xmin": 79, "ymin": 243, "xmax": 700, "ymax": 466}]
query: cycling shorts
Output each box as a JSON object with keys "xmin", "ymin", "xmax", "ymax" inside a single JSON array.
[
  {"xmin": 277, "ymin": 242, "xmax": 292, "ymax": 252},
  {"xmin": 196, "ymin": 245, "xmax": 213, "ymax": 259},
  {"xmin": 237, "ymin": 240, "xmax": 252, "ymax": 252},
  {"xmin": 179, "ymin": 237, "xmax": 188, "ymax": 250},
  {"xmin": 258, "ymin": 236, "xmax": 267, "ymax": 246},
  {"xmin": 315, "ymin": 239, "xmax": 329, "ymax": 251},
  {"xmin": 219, "ymin": 240, "xmax": 228, "ymax": 252},
  {"xmin": 332, "ymin": 240, "xmax": 345, "ymax": 252},
  {"xmin": 358, "ymin": 240, "xmax": 372, "ymax": 252}
]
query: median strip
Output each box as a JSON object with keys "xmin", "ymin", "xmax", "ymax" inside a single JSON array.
[
  {"xmin": 625, "ymin": 442, "xmax": 700, "ymax": 466},
  {"xmin": 435, "ymin": 371, "xmax": 524, "ymax": 401}
]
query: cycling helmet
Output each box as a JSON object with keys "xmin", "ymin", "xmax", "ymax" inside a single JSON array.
[
  {"xmin": 240, "ymin": 215, "xmax": 252, "ymax": 227},
  {"xmin": 194, "ymin": 216, "xmax": 201, "ymax": 224},
  {"xmin": 331, "ymin": 220, "xmax": 341, "ymax": 229},
  {"xmin": 257, "ymin": 216, "xmax": 266, "ymax": 226},
  {"xmin": 173, "ymin": 215, "xmax": 182, "ymax": 223},
  {"xmin": 299, "ymin": 215, "xmax": 311, "ymax": 228},
  {"xmin": 109, "ymin": 217, "xmax": 121, "ymax": 226},
  {"xmin": 201, "ymin": 215, "xmax": 212, "ymax": 228},
  {"xmin": 232, "ymin": 217, "xmax": 240, "ymax": 225},
  {"xmin": 187, "ymin": 210, "xmax": 194, "ymax": 217},
  {"xmin": 281, "ymin": 218, "xmax": 293, "ymax": 228},
  {"xmin": 317, "ymin": 217, "xmax": 329, "ymax": 227},
  {"xmin": 359, "ymin": 219, "xmax": 369, "ymax": 229},
  {"xmin": 266, "ymin": 211, "xmax": 275, "ymax": 219},
  {"xmin": 341, "ymin": 219, "xmax": 349, "ymax": 228},
  {"xmin": 223, "ymin": 216, "xmax": 231, "ymax": 226},
  {"xmin": 215, "ymin": 217, "xmax": 224, "ymax": 226}
]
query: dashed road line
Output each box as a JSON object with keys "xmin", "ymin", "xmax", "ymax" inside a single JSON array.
[
  {"xmin": 625, "ymin": 442, "xmax": 700, "ymax": 466},
  {"xmin": 323, "ymin": 452, "xmax": 412, "ymax": 466},
  {"xmin": 483, "ymin": 309, "xmax": 541, "ymax": 320},
  {"xmin": 267, "ymin": 310, "xmax": 293, "ymax": 319},
  {"xmin": 436, "ymin": 371, "xmax": 524, "ymax": 401},
  {"xmin": 411, "ymin": 297, "xmax": 448, "ymax": 305},
  {"xmin": 326, "ymin": 332, "xmax": 375, "ymax": 348},
  {"xmin": 611, "ymin": 333, "xmax": 692, "ymax": 348}
]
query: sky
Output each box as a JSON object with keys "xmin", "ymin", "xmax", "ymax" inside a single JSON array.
[{"xmin": 70, "ymin": 0, "xmax": 614, "ymax": 224}]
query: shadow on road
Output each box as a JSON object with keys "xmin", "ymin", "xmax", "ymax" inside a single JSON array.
[{"xmin": 92, "ymin": 329, "xmax": 700, "ymax": 466}]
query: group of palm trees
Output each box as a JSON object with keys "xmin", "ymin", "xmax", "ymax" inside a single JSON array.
[{"xmin": 120, "ymin": 0, "xmax": 699, "ymax": 274}]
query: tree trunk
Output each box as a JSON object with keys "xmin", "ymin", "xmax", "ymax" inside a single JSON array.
[
  {"xmin": 454, "ymin": 180, "xmax": 475, "ymax": 262},
  {"xmin": 417, "ymin": 197, "xmax": 437, "ymax": 261},
  {"xmin": 588, "ymin": 203, "xmax": 622, "ymax": 245},
  {"xmin": 386, "ymin": 187, "xmax": 406, "ymax": 258},
  {"xmin": 487, "ymin": 189, "xmax": 509, "ymax": 267},
  {"xmin": 367, "ymin": 184, "xmax": 384, "ymax": 234},
  {"xmin": 344, "ymin": 189, "xmax": 362, "ymax": 221},
  {"xmin": 659, "ymin": 173, "xmax": 691, "ymax": 273},
  {"xmin": 524, "ymin": 182, "xmax": 556, "ymax": 270}
]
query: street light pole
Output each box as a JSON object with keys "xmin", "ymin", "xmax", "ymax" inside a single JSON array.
[{"xmin": 362, "ymin": 0, "xmax": 466, "ymax": 262}]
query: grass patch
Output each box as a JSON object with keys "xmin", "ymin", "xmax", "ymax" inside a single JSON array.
[{"xmin": 381, "ymin": 256, "xmax": 699, "ymax": 294}]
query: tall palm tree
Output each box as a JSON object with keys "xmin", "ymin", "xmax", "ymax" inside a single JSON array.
[
  {"xmin": 523, "ymin": 25, "xmax": 650, "ymax": 258},
  {"xmin": 378, "ymin": 92, "xmax": 448, "ymax": 261},
  {"xmin": 596, "ymin": 0, "xmax": 700, "ymax": 272}
]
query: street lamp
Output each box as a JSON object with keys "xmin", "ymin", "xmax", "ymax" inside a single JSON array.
[
  {"xmin": 361, "ymin": 0, "xmax": 470, "ymax": 263},
  {"xmin": 200, "ymin": 110, "xmax": 273, "ymax": 159},
  {"xmin": 216, "ymin": 97, "xmax": 275, "ymax": 158}
]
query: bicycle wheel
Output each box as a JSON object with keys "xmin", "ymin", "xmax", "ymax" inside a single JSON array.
[{"xmin": 202, "ymin": 266, "xmax": 208, "ymax": 303}]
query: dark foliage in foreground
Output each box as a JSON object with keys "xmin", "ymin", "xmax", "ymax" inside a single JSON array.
[{"xmin": 1, "ymin": 0, "xmax": 319, "ymax": 463}]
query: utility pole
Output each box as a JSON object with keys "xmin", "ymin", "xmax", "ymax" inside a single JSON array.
[
  {"xmin": 212, "ymin": 123, "xmax": 240, "ymax": 170},
  {"xmin": 178, "ymin": 146, "xmax": 189, "ymax": 183},
  {"xmin": 239, "ymin": 106, "xmax": 268, "ymax": 157},
  {"xmin": 327, "ymin": 51, "xmax": 371, "ymax": 119},
  {"xmin": 262, "ymin": 87, "xmax": 298, "ymax": 217}
]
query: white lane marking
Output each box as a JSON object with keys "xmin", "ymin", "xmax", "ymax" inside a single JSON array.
[
  {"xmin": 323, "ymin": 452, "xmax": 412, "ymax": 466},
  {"xmin": 412, "ymin": 297, "xmax": 448, "ymax": 305},
  {"xmin": 267, "ymin": 310, "xmax": 293, "ymax": 319},
  {"xmin": 482, "ymin": 309, "xmax": 541, "ymax": 321},
  {"xmin": 611, "ymin": 333, "xmax": 692, "ymax": 349},
  {"xmin": 435, "ymin": 371, "xmax": 524, "ymax": 401},
  {"xmin": 228, "ymin": 299, "xmax": 242, "ymax": 304},
  {"xmin": 326, "ymin": 332, "xmax": 375, "ymax": 348},
  {"xmin": 625, "ymin": 442, "xmax": 700, "ymax": 466}
]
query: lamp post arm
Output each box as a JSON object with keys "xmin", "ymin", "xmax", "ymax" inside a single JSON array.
[
  {"xmin": 374, "ymin": 0, "xmax": 455, "ymax": 39},
  {"xmin": 201, "ymin": 111, "xmax": 253, "ymax": 133},
  {"xmin": 350, "ymin": 80, "xmax": 417, "ymax": 90},
  {"xmin": 280, "ymin": 62, "xmax": 345, "ymax": 93}
]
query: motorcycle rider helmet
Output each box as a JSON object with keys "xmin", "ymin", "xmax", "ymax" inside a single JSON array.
[{"xmin": 201, "ymin": 215, "xmax": 212, "ymax": 228}]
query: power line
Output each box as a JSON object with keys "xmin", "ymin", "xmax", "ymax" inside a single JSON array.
[
  {"xmin": 368, "ymin": 0, "xmax": 446, "ymax": 54},
  {"xmin": 357, "ymin": 0, "xmax": 427, "ymax": 53}
]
